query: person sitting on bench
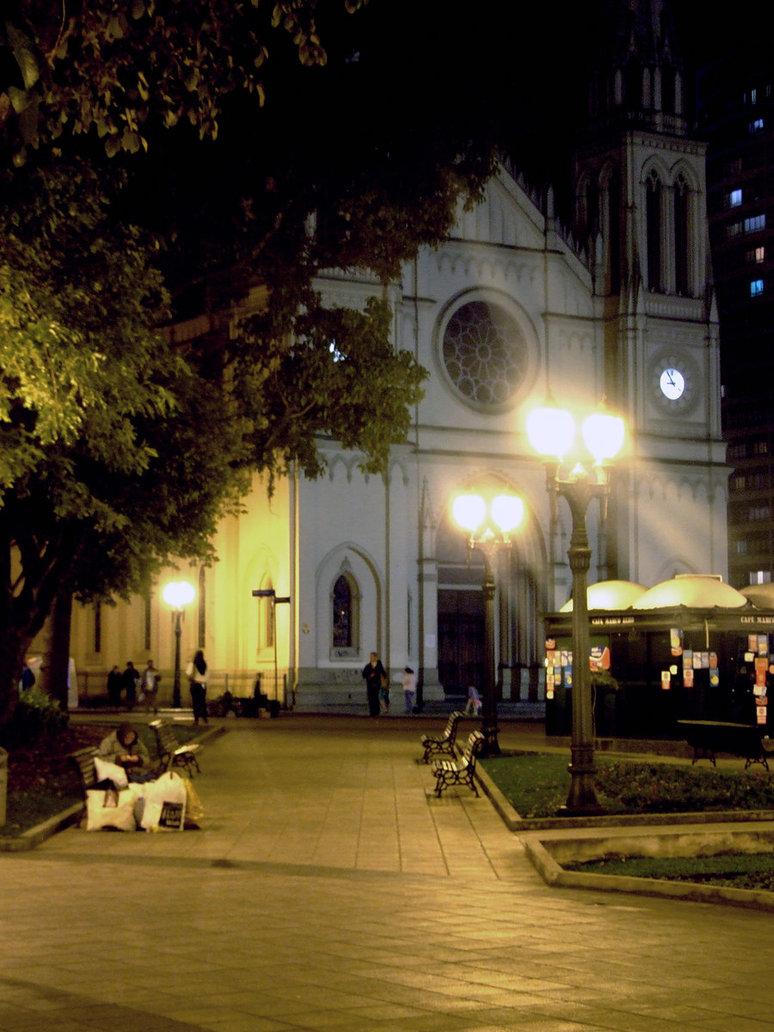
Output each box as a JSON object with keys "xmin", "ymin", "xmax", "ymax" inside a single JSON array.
[
  {"xmin": 97, "ymin": 723, "xmax": 153, "ymax": 783},
  {"xmin": 464, "ymin": 685, "xmax": 482, "ymax": 716}
]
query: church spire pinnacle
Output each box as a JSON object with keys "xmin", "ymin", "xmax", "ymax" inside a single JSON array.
[{"xmin": 587, "ymin": 0, "xmax": 687, "ymax": 136}]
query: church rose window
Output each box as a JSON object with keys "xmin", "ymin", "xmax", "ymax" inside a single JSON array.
[{"xmin": 442, "ymin": 301, "xmax": 525, "ymax": 408}]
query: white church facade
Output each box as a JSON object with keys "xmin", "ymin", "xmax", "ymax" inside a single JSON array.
[{"xmin": 67, "ymin": 6, "xmax": 730, "ymax": 708}]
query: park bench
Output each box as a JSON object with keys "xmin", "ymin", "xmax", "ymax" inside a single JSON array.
[
  {"xmin": 150, "ymin": 718, "xmax": 202, "ymax": 777},
  {"xmin": 432, "ymin": 729, "xmax": 485, "ymax": 797},
  {"xmin": 677, "ymin": 719, "xmax": 774, "ymax": 771},
  {"xmin": 69, "ymin": 747, "xmax": 99, "ymax": 793},
  {"xmin": 420, "ymin": 710, "xmax": 464, "ymax": 764}
]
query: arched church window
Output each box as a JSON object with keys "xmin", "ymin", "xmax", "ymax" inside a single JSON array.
[
  {"xmin": 441, "ymin": 301, "xmax": 527, "ymax": 409},
  {"xmin": 661, "ymin": 67, "xmax": 676, "ymax": 115},
  {"xmin": 674, "ymin": 175, "xmax": 690, "ymax": 296},
  {"xmin": 607, "ymin": 171, "xmax": 621, "ymax": 295},
  {"xmin": 646, "ymin": 170, "xmax": 663, "ymax": 292},
  {"xmin": 578, "ymin": 178, "xmax": 598, "ymax": 239},
  {"xmin": 625, "ymin": 63, "xmax": 642, "ymax": 110},
  {"xmin": 332, "ymin": 574, "xmax": 354, "ymax": 648}
]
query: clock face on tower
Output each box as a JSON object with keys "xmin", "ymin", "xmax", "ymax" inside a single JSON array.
[
  {"xmin": 650, "ymin": 352, "xmax": 697, "ymax": 414},
  {"xmin": 659, "ymin": 367, "xmax": 685, "ymax": 400}
]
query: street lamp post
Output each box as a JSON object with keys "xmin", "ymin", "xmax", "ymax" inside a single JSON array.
[
  {"xmin": 162, "ymin": 580, "xmax": 196, "ymax": 709},
  {"xmin": 451, "ymin": 491, "xmax": 525, "ymax": 756},
  {"xmin": 527, "ymin": 402, "xmax": 625, "ymax": 815}
]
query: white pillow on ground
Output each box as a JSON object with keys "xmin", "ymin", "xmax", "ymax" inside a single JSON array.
[
  {"xmin": 93, "ymin": 755, "xmax": 129, "ymax": 788},
  {"xmin": 85, "ymin": 788, "xmax": 137, "ymax": 831}
]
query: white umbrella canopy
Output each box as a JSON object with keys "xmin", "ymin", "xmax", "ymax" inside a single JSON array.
[
  {"xmin": 559, "ymin": 579, "xmax": 648, "ymax": 613},
  {"xmin": 633, "ymin": 574, "xmax": 748, "ymax": 610},
  {"xmin": 740, "ymin": 583, "xmax": 774, "ymax": 609}
]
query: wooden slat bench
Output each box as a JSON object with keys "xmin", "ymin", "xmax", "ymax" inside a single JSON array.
[
  {"xmin": 677, "ymin": 719, "xmax": 774, "ymax": 771},
  {"xmin": 150, "ymin": 719, "xmax": 202, "ymax": 776},
  {"xmin": 420, "ymin": 710, "xmax": 464, "ymax": 764},
  {"xmin": 432, "ymin": 730, "xmax": 485, "ymax": 797},
  {"xmin": 69, "ymin": 747, "xmax": 99, "ymax": 792}
]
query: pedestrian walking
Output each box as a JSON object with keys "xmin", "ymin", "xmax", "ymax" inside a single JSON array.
[
  {"xmin": 361, "ymin": 652, "xmax": 386, "ymax": 717},
  {"xmin": 141, "ymin": 659, "xmax": 160, "ymax": 713},
  {"xmin": 186, "ymin": 649, "xmax": 209, "ymax": 726},
  {"xmin": 401, "ymin": 666, "xmax": 416, "ymax": 714}
]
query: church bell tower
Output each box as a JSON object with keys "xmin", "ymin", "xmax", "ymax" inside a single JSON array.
[{"xmin": 572, "ymin": 0, "xmax": 727, "ymax": 584}]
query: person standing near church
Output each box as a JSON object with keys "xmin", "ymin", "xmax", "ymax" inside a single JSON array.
[
  {"xmin": 362, "ymin": 651, "xmax": 385, "ymax": 717},
  {"xmin": 401, "ymin": 666, "xmax": 416, "ymax": 714},
  {"xmin": 186, "ymin": 649, "xmax": 209, "ymax": 726},
  {"xmin": 121, "ymin": 660, "xmax": 140, "ymax": 710},
  {"xmin": 142, "ymin": 659, "xmax": 160, "ymax": 713}
]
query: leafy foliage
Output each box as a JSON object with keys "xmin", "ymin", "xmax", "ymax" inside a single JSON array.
[
  {"xmin": 0, "ymin": 684, "xmax": 68, "ymax": 748},
  {"xmin": 0, "ymin": 0, "xmax": 529, "ymax": 724},
  {"xmin": 0, "ymin": 0, "xmax": 366, "ymax": 165},
  {"xmin": 595, "ymin": 760, "xmax": 774, "ymax": 815}
]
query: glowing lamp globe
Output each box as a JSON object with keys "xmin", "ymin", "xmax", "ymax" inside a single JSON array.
[
  {"xmin": 162, "ymin": 580, "xmax": 195, "ymax": 609},
  {"xmin": 581, "ymin": 410, "xmax": 625, "ymax": 463},
  {"xmin": 526, "ymin": 405, "xmax": 575, "ymax": 459},
  {"xmin": 491, "ymin": 494, "xmax": 525, "ymax": 533},
  {"xmin": 452, "ymin": 494, "xmax": 486, "ymax": 534}
]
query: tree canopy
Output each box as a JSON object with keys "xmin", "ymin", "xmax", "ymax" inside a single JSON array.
[{"xmin": 0, "ymin": 0, "xmax": 556, "ymax": 711}]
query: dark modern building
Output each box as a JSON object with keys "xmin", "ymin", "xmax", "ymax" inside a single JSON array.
[{"xmin": 699, "ymin": 47, "xmax": 774, "ymax": 589}]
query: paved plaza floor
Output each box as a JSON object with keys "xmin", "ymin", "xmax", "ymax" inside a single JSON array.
[{"xmin": 0, "ymin": 716, "xmax": 772, "ymax": 1031}]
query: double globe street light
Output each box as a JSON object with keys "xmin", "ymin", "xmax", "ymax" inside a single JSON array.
[
  {"xmin": 451, "ymin": 491, "xmax": 526, "ymax": 756},
  {"xmin": 162, "ymin": 580, "xmax": 196, "ymax": 709},
  {"xmin": 526, "ymin": 401, "xmax": 626, "ymax": 814}
]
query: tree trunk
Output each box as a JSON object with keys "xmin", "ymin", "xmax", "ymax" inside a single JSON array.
[
  {"xmin": 40, "ymin": 590, "xmax": 73, "ymax": 712},
  {"xmin": 0, "ymin": 632, "xmax": 26, "ymax": 728}
]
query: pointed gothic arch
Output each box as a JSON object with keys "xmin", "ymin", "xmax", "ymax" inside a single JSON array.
[
  {"xmin": 315, "ymin": 544, "xmax": 381, "ymax": 663},
  {"xmin": 645, "ymin": 168, "xmax": 663, "ymax": 292},
  {"xmin": 331, "ymin": 566, "xmax": 360, "ymax": 652}
]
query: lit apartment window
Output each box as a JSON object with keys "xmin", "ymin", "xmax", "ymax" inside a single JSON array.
[
  {"xmin": 735, "ymin": 540, "xmax": 748, "ymax": 555},
  {"xmin": 731, "ymin": 475, "xmax": 746, "ymax": 490},
  {"xmin": 728, "ymin": 188, "xmax": 742, "ymax": 207},
  {"xmin": 746, "ymin": 246, "xmax": 766, "ymax": 263},
  {"xmin": 750, "ymin": 570, "xmax": 772, "ymax": 585},
  {"xmin": 744, "ymin": 215, "xmax": 766, "ymax": 233},
  {"xmin": 749, "ymin": 505, "xmax": 770, "ymax": 521},
  {"xmin": 749, "ymin": 117, "xmax": 765, "ymax": 133},
  {"xmin": 750, "ymin": 279, "xmax": 765, "ymax": 297}
]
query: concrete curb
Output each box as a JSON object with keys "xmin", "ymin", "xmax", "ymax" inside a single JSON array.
[
  {"xmin": 0, "ymin": 725, "xmax": 227, "ymax": 852},
  {"xmin": 522, "ymin": 835, "xmax": 774, "ymax": 913},
  {"xmin": 0, "ymin": 802, "xmax": 84, "ymax": 853}
]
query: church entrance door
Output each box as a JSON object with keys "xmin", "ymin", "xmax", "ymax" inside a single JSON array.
[{"xmin": 437, "ymin": 589, "xmax": 484, "ymax": 695}]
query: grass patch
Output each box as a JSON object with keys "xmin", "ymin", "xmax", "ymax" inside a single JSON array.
[
  {"xmin": 481, "ymin": 751, "xmax": 774, "ymax": 818},
  {"xmin": 565, "ymin": 852, "xmax": 774, "ymax": 892},
  {"xmin": 1, "ymin": 721, "xmax": 202, "ymax": 837}
]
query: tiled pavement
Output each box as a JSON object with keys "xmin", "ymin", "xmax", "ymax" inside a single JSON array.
[{"xmin": 0, "ymin": 717, "xmax": 772, "ymax": 1032}]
